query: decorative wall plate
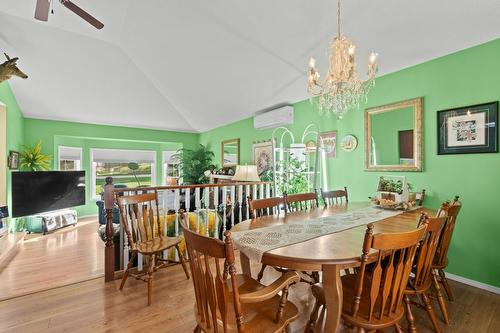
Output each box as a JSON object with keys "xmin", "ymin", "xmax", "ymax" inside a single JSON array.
[{"xmin": 341, "ymin": 135, "xmax": 358, "ymax": 152}]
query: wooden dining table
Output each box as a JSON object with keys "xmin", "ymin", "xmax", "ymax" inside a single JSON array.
[{"xmin": 231, "ymin": 202, "xmax": 435, "ymax": 333}]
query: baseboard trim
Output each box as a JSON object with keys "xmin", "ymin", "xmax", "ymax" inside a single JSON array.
[{"xmin": 446, "ymin": 272, "xmax": 500, "ymax": 295}]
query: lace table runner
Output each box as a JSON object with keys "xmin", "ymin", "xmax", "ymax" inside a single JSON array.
[{"xmin": 231, "ymin": 206, "xmax": 403, "ymax": 262}]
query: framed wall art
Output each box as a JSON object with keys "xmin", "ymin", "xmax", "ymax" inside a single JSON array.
[
  {"xmin": 8, "ymin": 150, "xmax": 19, "ymax": 170},
  {"xmin": 252, "ymin": 141, "xmax": 273, "ymax": 175},
  {"xmin": 318, "ymin": 131, "xmax": 337, "ymax": 158},
  {"xmin": 437, "ymin": 102, "xmax": 498, "ymax": 155}
]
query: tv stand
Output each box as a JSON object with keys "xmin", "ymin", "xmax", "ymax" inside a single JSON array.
[{"xmin": 26, "ymin": 209, "xmax": 78, "ymax": 235}]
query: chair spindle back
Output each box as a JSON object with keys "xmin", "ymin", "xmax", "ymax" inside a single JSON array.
[
  {"xmin": 417, "ymin": 189, "xmax": 426, "ymax": 206},
  {"xmin": 248, "ymin": 196, "xmax": 285, "ymax": 218},
  {"xmin": 117, "ymin": 191, "xmax": 161, "ymax": 248},
  {"xmin": 285, "ymin": 191, "xmax": 319, "ymax": 212},
  {"xmin": 413, "ymin": 213, "xmax": 447, "ymax": 289},
  {"xmin": 181, "ymin": 217, "xmax": 243, "ymax": 333},
  {"xmin": 350, "ymin": 223, "xmax": 427, "ymax": 322},
  {"xmin": 435, "ymin": 198, "xmax": 462, "ymax": 267},
  {"xmin": 321, "ymin": 187, "xmax": 348, "ymax": 207}
]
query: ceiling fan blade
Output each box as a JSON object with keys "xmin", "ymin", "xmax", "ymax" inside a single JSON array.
[
  {"xmin": 34, "ymin": 0, "xmax": 51, "ymax": 22},
  {"xmin": 60, "ymin": 0, "xmax": 104, "ymax": 29}
]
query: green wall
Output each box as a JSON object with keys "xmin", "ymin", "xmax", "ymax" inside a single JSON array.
[
  {"xmin": 0, "ymin": 82, "xmax": 25, "ymax": 227},
  {"xmin": 23, "ymin": 118, "xmax": 199, "ymax": 216},
  {"xmin": 200, "ymin": 38, "xmax": 500, "ymax": 288}
]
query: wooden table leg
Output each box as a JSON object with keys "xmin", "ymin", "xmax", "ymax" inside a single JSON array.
[
  {"xmin": 240, "ymin": 252, "xmax": 251, "ymax": 277},
  {"xmin": 323, "ymin": 264, "xmax": 343, "ymax": 333}
]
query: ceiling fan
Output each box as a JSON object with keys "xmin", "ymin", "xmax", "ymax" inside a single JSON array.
[{"xmin": 34, "ymin": 0, "xmax": 104, "ymax": 30}]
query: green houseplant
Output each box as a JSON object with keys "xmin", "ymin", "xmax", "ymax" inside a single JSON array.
[
  {"xmin": 177, "ymin": 144, "xmax": 216, "ymax": 184},
  {"xmin": 277, "ymin": 154, "xmax": 309, "ymax": 195},
  {"xmin": 20, "ymin": 141, "xmax": 51, "ymax": 171}
]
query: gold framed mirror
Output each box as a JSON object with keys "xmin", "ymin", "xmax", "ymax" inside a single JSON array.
[
  {"xmin": 221, "ymin": 138, "xmax": 240, "ymax": 167},
  {"xmin": 365, "ymin": 97, "xmax": 423, "ymax": 171}
]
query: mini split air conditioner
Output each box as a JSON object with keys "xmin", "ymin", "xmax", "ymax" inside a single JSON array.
[{"xmin": 253, "ymin": 104, "xmax": 294, "ymax": 129}]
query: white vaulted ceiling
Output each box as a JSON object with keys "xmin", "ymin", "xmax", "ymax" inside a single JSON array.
[{"xmin": 0, "ymin": 0, "xmax": 499, "ymax": 132}]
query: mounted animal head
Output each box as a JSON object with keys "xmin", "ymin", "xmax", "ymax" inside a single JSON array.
[{"xmin": 0, "ymin": 53, "xmax": 28, "ymax": 83}]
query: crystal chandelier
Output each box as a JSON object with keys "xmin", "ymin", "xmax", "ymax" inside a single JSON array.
[{"xmin": 307, "ymin": 0, "xmax": 378, "ymax": 119}]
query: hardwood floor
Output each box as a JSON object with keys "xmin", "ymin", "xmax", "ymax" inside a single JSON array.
[
  {"xmin": 0, "ymin": 217, "xmax": 103, "ymax": 300},
  {"xmin": 0, "ymin": 260, "xmax": 498, "ymax": 333}
]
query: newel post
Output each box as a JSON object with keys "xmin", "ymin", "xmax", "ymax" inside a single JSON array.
[{"xmin": 104, "ymin": 176, "xmax": 115, "ymax": 282}]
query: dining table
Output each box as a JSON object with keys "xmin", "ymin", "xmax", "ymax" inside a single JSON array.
[{"xmin": 231, "ymin": 201, "xmax": 435, "ymax": 333}]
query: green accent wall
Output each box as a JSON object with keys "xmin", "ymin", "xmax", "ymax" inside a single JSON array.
[
  {"xmin": 0, "ymin": 82, "xmax": 25, "ymax": 228},
  {"xmin": 200, "ymin": 38, "xmax": 500, "ymax": 288},
  {"xmin": 23, "ymin": 118, "xmax": 199, "ymax": 216}
]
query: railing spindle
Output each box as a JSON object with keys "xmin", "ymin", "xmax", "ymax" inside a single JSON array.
[
  {"xmin": 246, "ymin": 184, "xmax": 250, "ymax": 220},
  {"xmin": 238, "ymin": 185, "xmax": 243, "ymax": 223},
  {"xmin": 174, "ymin": 188, "xmax": 180, "ymax": 237},
  {"xmin": 204, "ymin": 187, "xmax": 210, "ymax": 236},
  {"xmin": 162, "ymin": 190, "xmax": 168, "ymax": 259},
  {"xmin": 222, "ymin": 186, "xmax": 227, "ymax": 233},
  {"xmin": 230, "ymin": 186, "xmax": 235, "ymax": 228},
  {"xmin": 195, "ymin": 187, "xmax": 201, "ymax": 233},
  {"xmin": 214, "ymin": 186, "xmax": 219, "ymax": 238}
]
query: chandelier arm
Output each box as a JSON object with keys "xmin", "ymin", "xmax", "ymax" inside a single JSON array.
[{"xmin": 337, "ymin": 0, "xmax": 341, "ymax": 38}]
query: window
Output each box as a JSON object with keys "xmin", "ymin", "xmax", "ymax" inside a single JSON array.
[
  {"xmin": 58, "ymin": 146, "xmax": 82, "ymax": 171},
  {"xmin": 91, "ymin": 149, "xmax": 156, "ymax": 197},
  {"xmin": 163, "ymin": 151, "xmax": 180, "ymax": 185}
]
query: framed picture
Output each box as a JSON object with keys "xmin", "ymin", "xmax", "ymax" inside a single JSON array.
[
  {"xmin": 8, "ymin": 150, "xmax": 19, "ymax": 170},
  {"xmin": 437, "ymin": 102, "xmax": 498, "ymax": 155},
  {"xmin": 318, "ymin": 131, "xmax": 337, "ymax": 158},
  {"xmin": 252, "ymin": 141, "xmax": 273, "ymax": 175}
]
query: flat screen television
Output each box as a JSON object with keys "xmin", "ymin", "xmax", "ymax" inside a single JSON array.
[{"xmin": 12, "ymin": 171, "xmax": 86, "ymax": 218}]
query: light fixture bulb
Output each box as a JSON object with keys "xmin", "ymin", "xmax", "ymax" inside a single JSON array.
[{"xmin": 309, "ymin": 57, "xmax": 316, "ymax": 68}]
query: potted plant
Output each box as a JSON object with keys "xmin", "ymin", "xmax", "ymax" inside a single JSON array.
[
  {"xmin": 20, "ymin": 141, "xmax": 51, "ymax": 171},
  {"xmin": 177, "ymin": 144, "xmax": 216, "ymax": 185},
  {"xmin": 277, "ymin": 154, "xmax": 309, "ymax": 195}
]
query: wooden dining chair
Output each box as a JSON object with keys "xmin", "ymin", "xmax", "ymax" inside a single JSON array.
[
  {"xmin": 417, "ymin": 189, "xmax": 426, "ymax": 206},
  {"xmin": 248, "ymin": 196, "xmax": 285, "ymax": 219},
  {"xmin": 180, "ymin": 217, "xmax": 301, "ymax": 333},
  {"xmin": 307, "ymin": 223, "xmax": 428, "ymax": 333},
  {"xmin": 285, "ymin": 191, "xmax": 319, "ymax": 213},
  {"xmin": 321, "ymin": 187, "xmax": 348, "ymax": 207},
  {"xmin": 404, "ymin": 213, "xmax": 447, "ymax": 333},
  {"xmin": 431, "ymin": 196, "xmax": 462, "ymax": 324},
  {"xmin": 117, "ymin": 191, "xmax": 189, "ymax": 305}
]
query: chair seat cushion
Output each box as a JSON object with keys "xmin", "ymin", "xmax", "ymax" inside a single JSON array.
[
  {"xmin": 196, "ymin": 274, "xmax": 299, "ymax": 333},
  {"xmin": 312, "ymin": 273, "xmax": 404, "ymax": 329},
  {"xmin": 132, "ymin": 235, "xmax": 182, "ymax": 254}
]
